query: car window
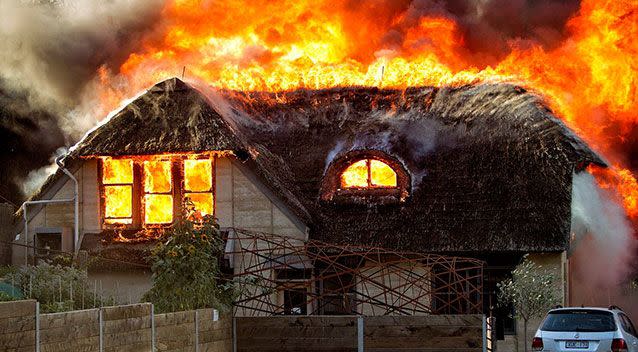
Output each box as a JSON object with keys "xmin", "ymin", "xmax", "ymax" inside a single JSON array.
[
  {"xmin": 541, "ymin": 310, "xmax": 616, "ymax": 332},
  {"xmin": 620, "ymin": 314, "xmax": 637, "ymax": 337}
]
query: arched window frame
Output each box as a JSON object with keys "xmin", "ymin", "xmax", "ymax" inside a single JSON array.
[{"xmin": 320, "ymin": 150, "xmax": 411, "ymax": 204}]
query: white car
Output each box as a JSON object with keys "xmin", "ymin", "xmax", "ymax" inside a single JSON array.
[{"xmin": 532, "ymin": 306, "xmax": 638, "ymax": 351}]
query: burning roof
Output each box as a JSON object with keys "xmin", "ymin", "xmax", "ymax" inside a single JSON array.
[{"xmin": 28, "ymin": 77, "xmax": 604, "ymax": 252}]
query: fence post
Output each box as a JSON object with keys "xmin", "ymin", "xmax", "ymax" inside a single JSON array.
[
  {"xmin": 482, "ymin": 315, "xmax": 487, "ymax": 352},
  {"xmin": 194, "ymin": 310, "xmax": 199, "ymax": 352},
  {"xmin": 35, "ymin": 301, "xmax": 40, "ymax": 352},
  {"xmin": 357, "ymin": 315, "xmax": 364, "ymax": 352},
  {"xmin": 232, "ymin": 316, "xmax": 237, "ymax": 352},
  {"xmin": 99, "ymin": 308, "xmax": 104, "ymax": 352},
  {"xmin": 151, "ymin": 304, "xmax": 156, "ymax": 352}
]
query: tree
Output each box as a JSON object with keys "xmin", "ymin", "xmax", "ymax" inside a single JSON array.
[
  {"xmin": 497, "ymin": 256, "xmax": 560, "ymax": 352},
  {"xmin": 142, "ymin": 216, "xmax": 235, "ymax": 313}
]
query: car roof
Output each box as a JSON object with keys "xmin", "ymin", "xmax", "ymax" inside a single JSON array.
[{"xmin": 548, "ymin": 307, "xmax": 623, "ymax": 314}]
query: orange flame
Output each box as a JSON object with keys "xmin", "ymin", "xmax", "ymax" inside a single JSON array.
[
  {"xmin": 96, "ymin": 0, "xmax": 637, "ymax": 228},
  {"xmin": 341, "ymin": 159, "xmax": 397, "ymax": 189}
]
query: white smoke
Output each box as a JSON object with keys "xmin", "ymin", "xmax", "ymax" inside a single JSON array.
[
  {"xmin": 20, "ymin": 147, "xmax": 67, "ymax": 197},
  {"xmin": 570, "ymin": 171, "xmax": 637, "ymax": 306},
  {"xmin": 0, "ymin": 0, "xmax": 165, "ymax": 137}
]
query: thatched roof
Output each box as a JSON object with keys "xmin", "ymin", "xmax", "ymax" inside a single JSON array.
[{"xmin": 33, "ymin": 77, "xmax": 605, "ymax": 253}]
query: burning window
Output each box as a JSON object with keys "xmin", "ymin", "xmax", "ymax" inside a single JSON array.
[
  {"xmin": 184, "ymin": 159, "xmax": 214, "ymax": 216},
  {"xmin": 143, "ymin": 160, "xmax": 173, "ymax": 225},
  {"xmin": 100, "ymin": 154, "xmax": 217, "ymax": 230},
  {"xmin": 320, "ymin": 151, "xmax": 410, "ymax": 203},
  {"xmin": 102, "ymin": 158, "xmax": 134, "ymax": 224},
  {"xmin": 340, "ymin": 159, "xmax": 397, "ymax": 189}
]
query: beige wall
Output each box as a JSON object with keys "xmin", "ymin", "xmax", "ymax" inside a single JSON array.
[
  {"xmin": 215, "ymin": 157, "xmax": 306, "ymax": 239},
  {"xmin": 12, "ymin": 160, "xmax": 99, "ymax": 265},
  {"xmin": 497, "ymin": 251, "xmax": 567, "ymax": 352},
  {"xmin": 88, "ymin": 270, "xmax": 152, "ymax": 304},
  {"xmin": 14, "ymin": 156, "xmax": 307, "ymax": 264},
  {"xmin": 357, "ymin": 261, "xmax": 431, "ymax": 316}
]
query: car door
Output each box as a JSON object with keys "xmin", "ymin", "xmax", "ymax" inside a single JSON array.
[{"xmin": 619, "ymin": 313, "xmax": 638, "ymax": 351}]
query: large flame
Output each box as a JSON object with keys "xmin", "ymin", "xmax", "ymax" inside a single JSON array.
[{"xmin": 96, "ymin": 0, "xmax": 638, "ymax": 229}]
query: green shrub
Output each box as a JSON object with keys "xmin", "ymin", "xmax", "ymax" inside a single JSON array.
[
  {"xmin": 1, "ymin": 263, "xmax": 114, "ymax": 313},
  {"xmin": 142, "ymin": 216, "xmax": 234, "ymax": 313}
]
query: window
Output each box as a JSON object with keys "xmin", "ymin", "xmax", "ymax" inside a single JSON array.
[
  {"xmin": 541, "ymin": 310, "xmax": 616, "ymax": 332},
  {"xmin": 143, "ymin": 160, "xmax": 173, "ymax": 225},
  {"xmin": 620, "ymin": 313, "xmax": 637, "ymax": 336},
  {"xmin": 340, "ymin": 159, "xmax": 397, "ymax": 189},
  {"xmin": 102, "ymin": 158, "xmax": 134, "ymax": 225},
  {"xmin": 100, "ymin": 155, "xmax": 216, "ymax": 229},
  {"xmin": 184, "ymin": 159, "xmax": 214, "ymax": 217},
  {"xmin": 320, "ymin": 151, "xmax": 410, "ymax": 203}
]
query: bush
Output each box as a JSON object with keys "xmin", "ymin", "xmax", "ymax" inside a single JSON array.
[
  {"xmin": 142, "ymin": 216, "xmax": 235, "ymax": 313},
  {"xmin": 1, "ymin": 263, "xmax": 115, "ymax": 313}
]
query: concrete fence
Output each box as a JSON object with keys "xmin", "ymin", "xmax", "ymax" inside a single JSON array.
[
  {"xmin": 1, "ymin": 300, "xmax": 486, "ymax": 352},
  {"xmin": 0, "ymin": 300, "xmax": 231, "ymax": 352}
]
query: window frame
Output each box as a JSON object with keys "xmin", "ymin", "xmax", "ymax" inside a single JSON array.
[
  {"xmin": 142, "ymin": 159, "xmax": 176, "ymax": 227},
  {"xmin": 182, "ymin": 157, "xmax": 216, "ymax": 219},
  {"xmin": 99, "ymin": 154, "xmax": 217, "ymax": 230},
  {"xmin": 320, "ymin": 150, "xmax": 411, "ymax": 204},
  {"xmin": 339, "ymin": 158, "xmax": 399, "ymax": 190},
  {"xmin": 99, "ymin": 158, "xmax": 140, "ymax": 229}
]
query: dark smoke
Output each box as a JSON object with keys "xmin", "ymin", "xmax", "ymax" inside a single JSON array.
[
  {"xmin": 0, "ymin": 87, "xmax": 65, "ymax": 206},
  {"xmin": 0, "ymin": 0, "xmax": 166, "ymax": 203},
  {"xmin": 342, "ymin": 0, "xmax": 581, "ymax": 67}
]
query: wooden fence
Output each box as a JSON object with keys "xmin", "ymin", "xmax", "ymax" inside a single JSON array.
[
  {"xmin": 235, "ymin": 314, "xmax": 485, "ymax": 352},
  {"xmin": 1, "ymin": 300, "xmax": 485, "ymax": 351},
  {"xmin": 0, "ymin": 300, "xmax": 232, "ymax": 352}
]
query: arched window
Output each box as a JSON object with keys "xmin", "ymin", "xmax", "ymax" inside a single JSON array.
[
  {"xmin": 340, "ymin": 159, "xmax": 398, "ymax": 189},
  {"xmin": 321, "ymin": 151, "xmax": 410, "ymax": 203}
]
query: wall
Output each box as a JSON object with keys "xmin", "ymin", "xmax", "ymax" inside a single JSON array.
[
  {"xmin": 13, "ymin": 156, "xmax": 306, "ymax": 264},
  {"xmin": 88, "ymin": 271, "xmax": 153, "ymax": 305},
  {"xmin": 357, "ymin": 261, "xmax": 430, "ymax": 316},
  {"xmin": 235, "ymin": 315, "xmax": 485, "ymax": 352},
  {"xmin": 215, "ymin": 157, "xmax": 306, "ymax": 238},
  {"xmin": 0, "ymin": 300, "xmax": 232, "ymax": 352},
  {"xmin": 497, "ymin": 252, "xmax": 566, "ymax": 352},
  {"xmin": 12, "ymin": 159, "xmax": 100, "ymax": 265}
]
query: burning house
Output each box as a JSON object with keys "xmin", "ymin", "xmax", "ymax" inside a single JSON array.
[{"xmin": 11, "ymin": 77, "xmax": 606, "ymax": 340}]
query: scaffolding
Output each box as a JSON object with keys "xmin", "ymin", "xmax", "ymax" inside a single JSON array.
[{"xmin": 224, "ymin": 229, "xmax": 485, "ymax": 316}]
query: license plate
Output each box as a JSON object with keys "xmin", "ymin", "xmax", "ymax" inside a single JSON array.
[{"xmin": 565, "ymin": 340, "xmax": 589, "ymax": 349}]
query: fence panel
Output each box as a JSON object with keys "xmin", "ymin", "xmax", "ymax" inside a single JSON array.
[
  {"xmin": 0, "ymin": 300, "xmax": 37, "ymax": 351},
  {"xmin": 236, "ymin": 316, "xmax": 358, "ymax": 352},
  {"xmin": 235, "ymin": 315, "xmax": 484, "ymax": 352},
  {"xmin": 39, "ymin": 308, "xmax": 100, "ymax": 352},
  {"xmin": 101, "ymin": 303, "xmax": 153, "ymax": 352},
  {"xmin": 364, "ymin": 315, "xmax": 483, "ymax": 352}
]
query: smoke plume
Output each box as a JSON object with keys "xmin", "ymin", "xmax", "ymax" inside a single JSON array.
[
  {"xmin": 0, "ymin": 0, "xmax": 165, "ymax": 203},
  {"xmin": 570, "ymin": 172, "xmax": 637, "ymax": 309}
]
